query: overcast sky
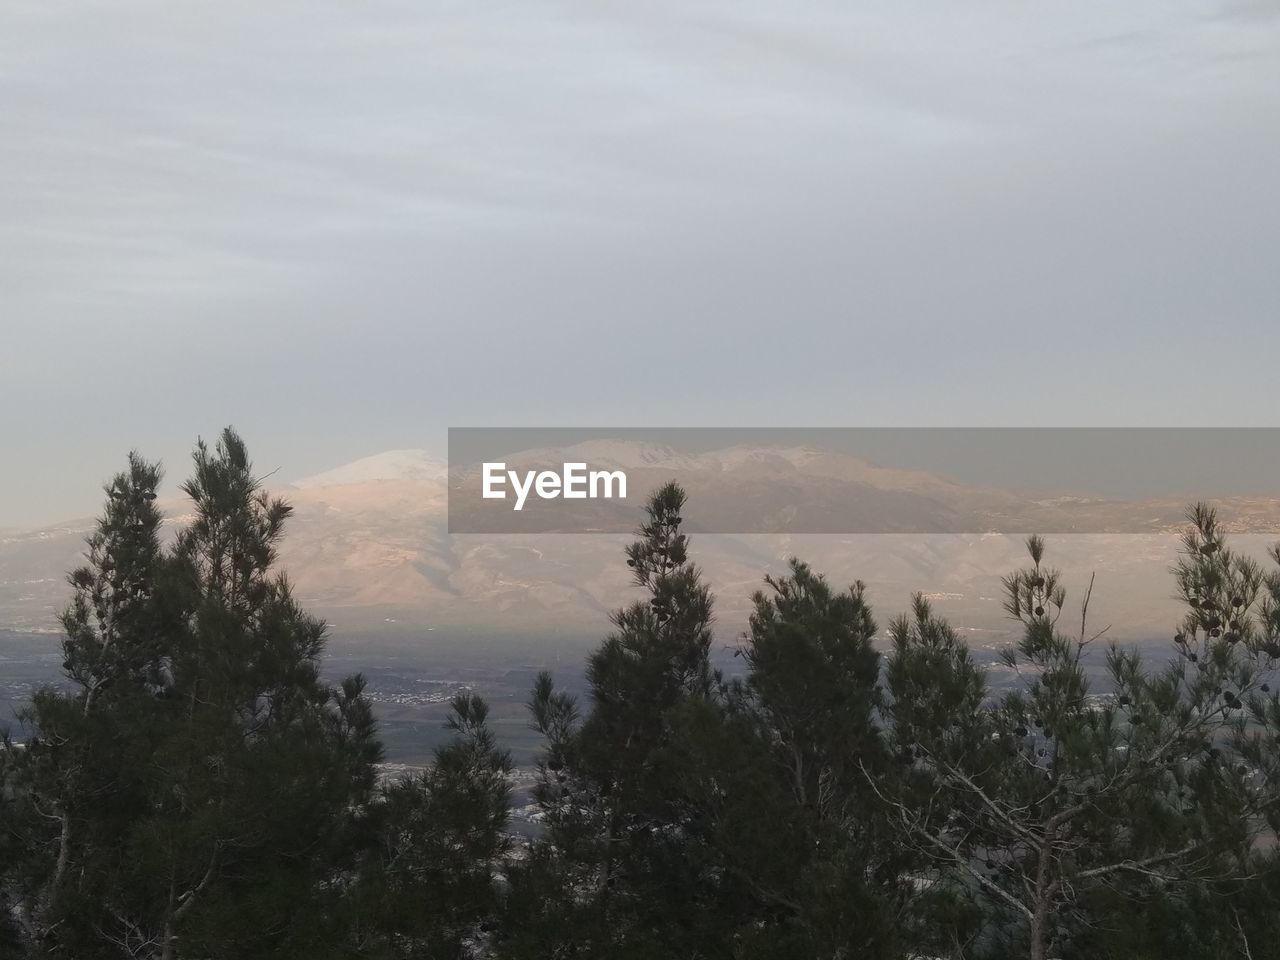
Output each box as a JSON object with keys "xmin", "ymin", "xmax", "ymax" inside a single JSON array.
[{"xmin": 2, "ymin": 1, "xmax": 1278, "ymax": 527}]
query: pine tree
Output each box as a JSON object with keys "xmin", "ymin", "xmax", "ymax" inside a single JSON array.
[
  {"xmin": 1, "ymin": 430, "xmax": 384, "ymax": 959},
  {"xmin": 348, "ymin": 692, "xmax": 512, "ymax": 958},
  {"xmin": 504, "ymin": 482, "xmax": 716, "ymax": 957},
  {"xmin": 663, "ymin": 559, "xmax": 911, "ymax": 958},
  {"xmin": 0, "ymin": 453, "xmax": 173, "ymax": 950},
  {"xmin": 877, "ymin": 509, "xmax": 1280, "ymax": 960},
  {"xmin": 740, "ymin": 560, "xmax": 884, "ymax": 815},
  {"xmin": 132, "ymin": 429, "xmax": 382, "ymax": 959},
  {"xmin": 11, "ymin": 443, "xmax": 1280, "ymax": 960}
]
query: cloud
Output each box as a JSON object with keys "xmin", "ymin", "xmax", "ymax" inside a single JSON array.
[{"xmin": 1, "ymin": 0, "xmax": 1278, "ymax": 526}]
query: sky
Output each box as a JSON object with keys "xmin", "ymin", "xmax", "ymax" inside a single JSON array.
[{"xmin": 2, "ymin": 1, "xmax": 1279, "ymax": 528}]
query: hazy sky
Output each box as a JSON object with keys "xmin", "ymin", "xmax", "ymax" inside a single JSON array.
[{"xmin": 2, "ymin": 1, "xmax": 1279, "ymax": 527}]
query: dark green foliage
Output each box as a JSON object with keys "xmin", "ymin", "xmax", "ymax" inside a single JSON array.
[
  {"xmin": 1, "ymin": 431, "xmax": 384, "ymax": 959},
  {"xmin": 1065, "ymin": 856, "xmax": 1280, "ymax": 960},
  {"xmin": 346, "ymin": 693, "xmax": 512, "ymax": 959},
  {"xmin": 505, "ymin": 491, "xmax": 1280, "ymax": 959},
  {"xmin": 664, "ymin": 560, "xmax": 911, "ymax": 959},
  {"xmin": 0, "ymin": 911, "xmax": 21, "ymax": 960},
  {"xmin": 502, "ymin": 482, "xmax": 720, "ymax": 958},
  {"xmin": 743, "ymin": 559, "xmax": 884, "ymax": 793},
  {"xmin": 6, "ymin": 456, "xmax": 1280, "ymax": 960},
  {"xmin": 0, "ymin": 453, "xmax": 176, "ymax": 951},
  {"xmin": 876, "ymin": 507, "xmax": 1280, "ymax": 960}
]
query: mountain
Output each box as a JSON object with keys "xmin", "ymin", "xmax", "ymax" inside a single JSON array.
[
  {"xmin": 293, "ymin": 449, "xmax": 448, "ymax": 487},
  {"xmin": 3, "ymin": 442, "xmax": 1280, "ymax": 651}
]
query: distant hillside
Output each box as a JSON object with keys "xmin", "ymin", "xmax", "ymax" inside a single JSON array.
[{"xmin": 3, "ymin": 442, "xmax": 1279, "ymax": 647}]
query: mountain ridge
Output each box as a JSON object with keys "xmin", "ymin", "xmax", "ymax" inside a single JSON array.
[{"xmin": 3, "ymin": 443, "xmax": 1279, "ymax": 646}]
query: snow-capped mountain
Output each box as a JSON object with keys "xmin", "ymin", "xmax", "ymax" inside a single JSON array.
[
  {"xmin": 3, "ymin": 440, "xmax": 1279, "ymax": 644},
  {"xmin": 293, "ymin": 449, "xmax": 448, "ymax": 488}
]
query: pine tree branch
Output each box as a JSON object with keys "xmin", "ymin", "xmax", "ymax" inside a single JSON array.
[
  {"xmin": 929, "ymin": 752, "xmax": 1042, "ymax": 848},
  {"xmin": 172, "ymin": 846, "xmax": 220, "ymax": 921},
  {"xmin": 1073, "ymin": 841, "xmax": 1202, "ymax": 881},
  {"xmin": 1235, "ymin": 908, "xmax": 1256, "ymax": 960},
  {"xmin": 859, "ymin": 761, "xmax": 1033, "ymax": 922}
]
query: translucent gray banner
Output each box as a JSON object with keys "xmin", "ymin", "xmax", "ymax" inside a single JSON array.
[{"xmin": 447, "ymin": 428, "xmax": 1280, "ymax": 534}]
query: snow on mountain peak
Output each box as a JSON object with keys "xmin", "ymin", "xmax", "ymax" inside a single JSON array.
[
  {"xmin": 554, "ymin": 440, "xmax": 692, "ymax": 469},
  {"xmin": 292, "ymin": 450, "xmax": 448, "ymax": 488}
]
